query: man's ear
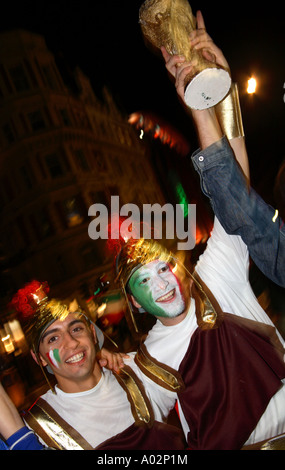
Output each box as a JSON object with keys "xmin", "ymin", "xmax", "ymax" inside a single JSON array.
[
  {"xmin": 130, "ymin": 295, "xmax": 142, "ymax": 309},
  {"xmin": 90, "ymin": 323, "xmax": 97, "ymax": 345},
  {"xmin": 30, "ymin": 349, "xmax": 48, "ymax": 367}
]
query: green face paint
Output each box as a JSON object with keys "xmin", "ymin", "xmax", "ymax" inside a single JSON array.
[
  {"xmin": 129, "ymin": 273, "xmax": 166, "ymax": 316},
  {"xmin": 53, "ymin": 348, "xmax": 61, "ymax": 364},
  {"xmin": 46, "ymin": 348, "xmax": 61, "ymax": 368},
  {"xmin": 129, "ymin": 260, "xmax": 185, "ymax": 319}
]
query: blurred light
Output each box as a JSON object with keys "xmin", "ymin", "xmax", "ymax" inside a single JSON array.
[
  {"xmin": 247, "ymin": 77, "xmax": 257, "ymax": 94},
  {"xmin": 97, "ymin": 303, "xmax": 107, "ymax": 317},
  {"xmin": 272, "ymin": 209, "xmax": 279, "ymax": 222},
  {"xmin": 1, "ymin": 331, "xmax": 15, "ymax": 354},
  {"xmin": 175, "ymin": 182, "xmax": 189, "ymax": 217},
  {"xmin": 128, "ymin": 112, "xmax": 190, "ymax": 156},
  {"xmin": 8, "ymin": 319, "xmax": 25, "ymax": 343},
  {"xmin": 1, "ymin": 334, "xmax": 10, "ymax": 342}
]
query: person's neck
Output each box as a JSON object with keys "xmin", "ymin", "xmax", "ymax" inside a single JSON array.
[
  {"xmin": 56, "ymin": 364, "xmax": 102, "ymax": 394},
  {"xmin": 158, "ymin": 312, "xmax": 187, "ymax": 326},
  {"xmin": 158, "ymin": 299, "xmax": 191, "ymax": 326}
]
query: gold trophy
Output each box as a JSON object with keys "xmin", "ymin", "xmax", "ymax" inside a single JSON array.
[{"xmin": 139, "ymin": 0, "xmax": 231, "ymax": 110}]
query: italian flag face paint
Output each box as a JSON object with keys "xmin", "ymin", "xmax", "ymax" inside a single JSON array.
[
  {"xmin": 128, "ymin": 260, "xmax": 185, "ymax": 319},
  {"xmin": 46, "ymin": 348, "xmax": 61, "ymax": 368}
]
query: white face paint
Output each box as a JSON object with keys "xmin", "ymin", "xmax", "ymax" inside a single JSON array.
[
  {"xmin": 46, "ymin": 348, "xmax": 61, "ymax": 368},
  {"xmin": 129, "ymin": 260, "xmax": 186, "ymax": 319}
]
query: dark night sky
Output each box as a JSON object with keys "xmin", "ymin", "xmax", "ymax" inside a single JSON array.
[{"xmin": 1, "ymin": 0, "xmax": 285, "ymax": 200}]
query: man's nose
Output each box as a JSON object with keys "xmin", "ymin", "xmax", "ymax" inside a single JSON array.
[
  {"xmin": 156, "ymin": 275, "xmax": 169, "ymax": 290},
  {"xmin": 63, "ymin": 332, "xmax": 80, "ymax": 349}
]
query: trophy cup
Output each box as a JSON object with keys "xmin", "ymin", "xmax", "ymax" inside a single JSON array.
[{"xmin": 139, "ymin": 0, "xmax": 231, "ymax": 110}]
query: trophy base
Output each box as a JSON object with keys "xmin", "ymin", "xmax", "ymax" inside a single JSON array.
[{"xmin": 184, "ymin": 68, "xmax": 231, "ymax": 110}]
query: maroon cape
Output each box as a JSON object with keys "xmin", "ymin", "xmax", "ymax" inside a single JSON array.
[
  {"xmin": 178, "ymin": 312, "xmax": 285, "ymax": 450},
  {"xmin": 96, "ymin": 421, "xmax": 186, "ymax": 450}
]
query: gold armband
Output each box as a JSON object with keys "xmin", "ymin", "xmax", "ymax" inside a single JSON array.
[{"xmin": 215, "ymin": 83, "xmax": 244, "ymax": 140}]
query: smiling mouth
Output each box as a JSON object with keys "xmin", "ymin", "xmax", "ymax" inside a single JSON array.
[
  {"xmin": 156, "ymin": 288, "xmax": 176, "ymax": 303},
  {"xmin": 65, "ymin": 352, "xmax": 85, "ymax": 364}
]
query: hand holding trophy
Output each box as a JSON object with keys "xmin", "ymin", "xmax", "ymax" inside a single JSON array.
[{"xmin": 139, "ymin": 0, "xmax": 231, "ymax": 110}]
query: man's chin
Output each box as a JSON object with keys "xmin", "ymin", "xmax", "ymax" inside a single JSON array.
[{"xmin": 158, "ymin": 300, "xmax": 186, "ymax": 319}]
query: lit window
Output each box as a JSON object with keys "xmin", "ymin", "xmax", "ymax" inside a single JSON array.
[{"xmin": 62, "ymin": 196, "xmax": 85, "ymax": 227}]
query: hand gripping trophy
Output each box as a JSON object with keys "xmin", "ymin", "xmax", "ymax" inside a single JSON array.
[{"xmin": 139, "ymin": 0, "xmax": 231, "ymax": 109}]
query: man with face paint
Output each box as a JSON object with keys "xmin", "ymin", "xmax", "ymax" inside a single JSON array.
[
  {"xmin": 129, "ymin": 260, "xmax": 186, "ymax": 324},
  {"xmin": 10, "ymin": 280, "xmax": 185, "ymax": 450},
  {"xmin": 115, "ymin": 12, "xmax": 285, "ymax": 450},
  {"xmin": 118, "ymin": 215, "xmax": 285, "ymax": 451}
]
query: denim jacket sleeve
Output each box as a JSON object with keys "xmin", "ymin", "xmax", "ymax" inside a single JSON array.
[{"xmin": 191, "ymin": 136, "xmax": 285, "ymax": 288}]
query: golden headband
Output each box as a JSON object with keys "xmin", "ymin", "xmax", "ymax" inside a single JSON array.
[
  {"xmin": 115, "ymin": 238, "xmax": 174, "ymax": 288},
  {"xmin": 11, "ymin": 282, "xmax": 73, "ymax": 352}
]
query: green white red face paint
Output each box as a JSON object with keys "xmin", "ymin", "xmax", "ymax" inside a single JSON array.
[
  {"xmin": 46, "ymin": 348, "xmax": 61, "ymax": 368},
  {"xmin": 129, "ymin": 260, "xmax": 185, "ymax": 319}
]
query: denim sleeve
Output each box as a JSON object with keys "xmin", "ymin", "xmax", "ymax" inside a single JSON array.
[{"xmin": 191, "ymin": 137, "xmax": 285, "ymax": 288}]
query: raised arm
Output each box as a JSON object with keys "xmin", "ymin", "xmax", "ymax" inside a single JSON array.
[
  {"xmin": 0, "ymin": 382, "xmax": 44, "ymax": 449},
  {"xmin": 0, "ymin": 382, "xmax": 24, "ymax": 440},
  {"xmin": 161, "ymin": 10, "xmax": 250, "ymax": 180},
  {"xmin": 162, "ymin": 11, "xmax": 285, "ymax": 288}
]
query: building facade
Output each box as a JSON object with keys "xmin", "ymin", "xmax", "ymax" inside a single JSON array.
[{"xmin": 0, "ymin": 29, "xmax": 165, "ymax": 307}]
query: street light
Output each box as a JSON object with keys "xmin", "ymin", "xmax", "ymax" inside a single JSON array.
[{"xmin": 247, "ymin": 77, "xmax": 257, "ymax": 94}]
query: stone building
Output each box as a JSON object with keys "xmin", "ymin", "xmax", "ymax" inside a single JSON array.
[{"xmin": 0, "ymin": 29, "xmax": 165, "ymax": 307}]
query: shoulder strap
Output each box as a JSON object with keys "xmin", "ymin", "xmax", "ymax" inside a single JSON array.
[
  {"xmin": 191, "ymin": 271, "xmax": 223, "ymax": 329},
  {"xmin": 134, "ymin": 343, "xmax": 185, "ymax": 392},
  {"xmin": 112, "ymin": 364, "xmax": 155, "ymax": 427},
  {"xmin": 25, "ymin": 398, "xmax": 93, "ymax": 450}
]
